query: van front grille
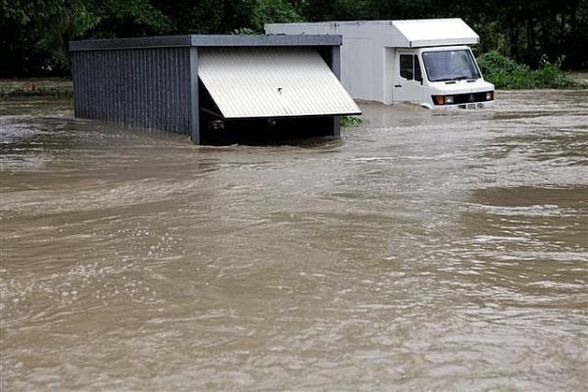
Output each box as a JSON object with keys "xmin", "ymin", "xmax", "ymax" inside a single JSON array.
[{"xmin": 451, "ymin": 91, "xmax": 493, "ymax": 104}]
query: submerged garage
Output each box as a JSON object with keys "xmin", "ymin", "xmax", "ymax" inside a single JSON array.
[{"xmin": 70, "ymin": 35, "xmax": 360, "ymax": 144}]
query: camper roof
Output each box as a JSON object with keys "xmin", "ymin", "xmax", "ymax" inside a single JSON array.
[
  {"xmin": 266, "ymin": 18, "xmax": 479, "ymax": 48},
  {"xmin": 390, "ymin": 19, "xmax": 479, "ymax": 47}
]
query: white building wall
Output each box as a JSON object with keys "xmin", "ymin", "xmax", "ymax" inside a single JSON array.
[
  {"xmin": 383, "ymin": 47, "xmax": 396, "ymax": 105},
  {"xmin": 266, "ymin": 22, "xmax": 389, "ymax": 104}
]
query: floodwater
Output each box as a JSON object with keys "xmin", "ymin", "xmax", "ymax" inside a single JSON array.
[{"xmin": 1, "ymin": 90, "xmax": 587, "ymax": 391}]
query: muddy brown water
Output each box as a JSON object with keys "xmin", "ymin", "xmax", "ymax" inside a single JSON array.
[{"xmin": 1, "ymin": 90, "xmax": 587, "ymax": 391}]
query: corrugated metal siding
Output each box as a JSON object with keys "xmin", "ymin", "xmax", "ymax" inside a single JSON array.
[
  {"xmin": 72, "ymin": 47, "xmax": 192, "ymax": 134},
  {"xmin": 198, "ymin": 47, "xmax": 360, "ymax": 119}
]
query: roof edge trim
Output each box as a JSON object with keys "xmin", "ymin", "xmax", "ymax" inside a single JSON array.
[{"xmin": 70, "ymin": 34, "xmax": 341, "ymax": 52}]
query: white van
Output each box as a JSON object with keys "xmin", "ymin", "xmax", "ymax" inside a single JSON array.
[{"xmin": 266, "ymin": 19, "xmax": 495, "ymax": 109}]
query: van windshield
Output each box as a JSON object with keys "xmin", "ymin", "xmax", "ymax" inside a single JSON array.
[{"xmin": 422, "ymin": 50, "xmax": 481, "ymax": 82}]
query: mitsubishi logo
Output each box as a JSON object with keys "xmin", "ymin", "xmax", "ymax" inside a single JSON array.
[{"xmin": 468, "ymin": 94, "xmax": 475, "ymax": 102}]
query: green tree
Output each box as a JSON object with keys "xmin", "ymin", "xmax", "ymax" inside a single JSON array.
[
  {"xmin": 150, "ymin": 0, "xmax": 225, "ymax": 33},
  {"xmin": 0, "ymin": 0, "xmax": 171, "ymax": 76},
  {"xmin": 152, "ymin": 0, "xmax": 301, "ymax": 34},
  {"xmin": 1, "ymin": 0, "xmax": 96, "ymax": 75},
  {"xmin": 245, "ymin": 0, "xmax": 303, "ymax": 32},
  {"xmin": 1, "ymin": 0, "xmax": 587, "ymax": 76}
]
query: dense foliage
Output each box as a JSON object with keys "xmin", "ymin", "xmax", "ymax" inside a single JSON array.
[
  {"xmin": 1, "ymin": 0, "xmax": 587, "ymax": 77},
  {"xmin": 478, "ymin": 51, "xmax": 578, "ymax": 89}
]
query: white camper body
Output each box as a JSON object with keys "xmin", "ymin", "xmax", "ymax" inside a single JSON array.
[{"xmin": 266, "ymin": 19, "xmax": 495, "ymax": 109}]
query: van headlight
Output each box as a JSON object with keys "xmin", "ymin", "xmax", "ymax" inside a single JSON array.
[
  {"xmin": 432, "ymin": 95, "xmax": 455, "ymax": 105},
  {"xmin": 486, "ymin": 91, "xmax": 494, "ymax": 101}
]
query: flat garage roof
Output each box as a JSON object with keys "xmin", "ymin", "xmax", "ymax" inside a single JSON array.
[{"xmin": 69, "ymin": 34, "xmax": 342, "ymax": 51}]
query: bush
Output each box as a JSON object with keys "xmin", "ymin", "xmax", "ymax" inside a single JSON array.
[
  {"xmin": 340, "ymin": 116, "xmax": 362, "ymax": 127},
  {"xmin": 477, "ymin": 51, "xmax": 578, "ymax": 89}
]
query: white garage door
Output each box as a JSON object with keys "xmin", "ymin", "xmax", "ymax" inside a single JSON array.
[{"xmin": 198, "ymin": 47, "xmax": 361, "ymax": 119}]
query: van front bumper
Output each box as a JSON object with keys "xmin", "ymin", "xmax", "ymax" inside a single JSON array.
[
  {"xmin": 423, "ymin": 100, "xmax": 495, "ymax": 110},
  {"xmin": 454, "ymin": 100, "xmax": 494, "ymax": 110}
]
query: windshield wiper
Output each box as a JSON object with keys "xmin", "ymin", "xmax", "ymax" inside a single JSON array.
[
  {"xmin": 441, "ymin": 76, "xmax": 469, "ymax": 83},
  {"xmin": 444, "ymin": 76, "xmax": 480, "ymax": 83}
]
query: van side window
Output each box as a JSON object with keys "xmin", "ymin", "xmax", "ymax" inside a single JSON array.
[
  {"xmin": 400, "ymin": 55, "xmax": 414, "ymax": 80},
  {"xmin": 414, "ymin": 54, "xmax": 422, "ymax": 82}
]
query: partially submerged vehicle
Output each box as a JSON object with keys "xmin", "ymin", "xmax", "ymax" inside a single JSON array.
[{"xmin": 266, "ymin": 19, "xmax": 495, "ymax": 109}]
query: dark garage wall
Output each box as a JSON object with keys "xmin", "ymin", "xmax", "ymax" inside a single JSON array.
[{"xmin": 71, "ymin": 47, "xmax": 193, "ymax": 135}]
